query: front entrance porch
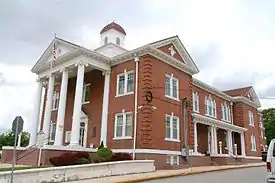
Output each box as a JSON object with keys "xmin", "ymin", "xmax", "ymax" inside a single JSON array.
[{"xmin": 192, "ymin": 113, "xmax": 246, "ymax": 158}]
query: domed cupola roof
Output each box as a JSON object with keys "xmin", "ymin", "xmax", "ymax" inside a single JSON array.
[{"xmin": 100, "ymin": 22, "xmax": 126, "ymax": 35}]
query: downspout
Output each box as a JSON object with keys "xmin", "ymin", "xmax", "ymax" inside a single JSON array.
[{"xmin": 132, "ymin": 56, "xmax": 139, "ymax": 160}]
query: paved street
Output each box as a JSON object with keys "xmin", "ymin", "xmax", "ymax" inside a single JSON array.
[{"xmin": 142, "ymin": 167, "xmax": 266, "ymax": 183}]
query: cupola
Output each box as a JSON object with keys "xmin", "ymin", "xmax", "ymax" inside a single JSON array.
[{"xmin": 100, "ymin": 21, "xmax": 126, "ymax": 47}]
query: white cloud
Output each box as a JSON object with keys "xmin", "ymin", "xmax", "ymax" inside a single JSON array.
[{"xmin": 1, "ymin": 0, "xmax": 275, "ymax": 133}]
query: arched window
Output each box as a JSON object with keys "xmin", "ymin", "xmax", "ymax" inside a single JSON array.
[
  {"xmin": 104, "ymin": 37, "xmax": 108, "ymax": 45},
  {"xmin": 116, "ymin": 37, "xmax": 120, "ymax": 45}
]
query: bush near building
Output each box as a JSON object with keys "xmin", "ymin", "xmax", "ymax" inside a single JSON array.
[{"xmin": 49, "ymin": 147, "xmax": 132, "ymax": 166}]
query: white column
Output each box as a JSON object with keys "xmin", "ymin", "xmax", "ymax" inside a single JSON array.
[
  {"xmin": 28, "ymin": 79, "xmax": 43, "ymax": 146},
  {"xmin": 70, "ymin": 62, "xmax": 85, "ymax": 146},
  {"xmin": 193, "ymin": 121, "xmax": 198, "ymax": 154},
  {"xmin": 17, "ymin": 133, "xmax": 22, "ymax": 147},
  {"xmin": 54, "ymin": 68, "xmax": 69, "ymax": 146},
  {"xmin": 210, "ymin": 126, "xmax": 215, "ymax": 154},
  {"xmin": 42, "ymin": 75, "xmax": 55, "ymax": 145},
  {"xmin": 227, "ymin": 130, "xmax": 233, "ymax": 155},
  {"xmin": 219, "ymin": 141, "xmax": 222, "ymax": 154},
  {"xmin": 240, "ymin": 132, "xmax": 246, "ymax": 156},
  {"xmin": 100, "ymin": 70, "xmax": 111, "ymax": 147}
]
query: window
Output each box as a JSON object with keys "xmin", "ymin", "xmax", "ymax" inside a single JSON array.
[
  {"xmin": 116, "ymin": 70, "xmax": 134, "ymax": 96},
  {"xmin": 261, "ymin": 130, "xmax": 264, "ymax": 139},
  {"xmin": 259, "ymin": 115, "xmax": 263, "ymax": 128},
  {"xmin": 52, "ymin": 91, "xmax": 59, "ymax": 110},
  {"xmin": 114, "ymin": 112, "xmax": 132, "ymax": 139},
  {"xmin": 221, "ymin": 101, "xmax": 231, "ymax": 122},
  {"xmin": 249, "ymin": 111, "xmax": 254, "ymax": 126},
  {"xmin": 166, "ymin": 155, "xmax": 179, "ymax": 165},
  {"xmin": 116, "ymin": 37, "xmax": 120, "ymax": 45},
  {"xmin": 104, "ymin": 37, "xmax": 108, "ymax": 45},
  {"xmin": 165, "ymin": 113, "xmax": 180, "ymax": 141},
  {"xmin": 165, "ymin": 74, "xmax": 179, "ymax": 100},
  {"xmin": 205, "ymin": 95, "xmax": 216, "ymax": 118},
  {"xmin": 49, "ymin": 122, "xmax": 56, "ymax": 142},
  {"xmin": 251, "ymin": 135, "xmax": 256, "ymax": 151},
  {"xmin": 82, "ymin": 83, "xmax": 90, "ymax": 104},
  {"xmin": 192, "ymin": 92, "xmax": 199, "ymax": 112}
]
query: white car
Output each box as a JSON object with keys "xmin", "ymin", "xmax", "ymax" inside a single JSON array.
[{"xmin": 266, "ymin": 139, "xmax": 275, "ymax": 183}]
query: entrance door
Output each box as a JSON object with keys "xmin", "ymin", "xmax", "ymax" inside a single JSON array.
[{"xmin": 79, "ymin": 122, "xmax": 85, "ymax": 147}]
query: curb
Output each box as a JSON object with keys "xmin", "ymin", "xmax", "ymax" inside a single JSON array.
[{"xmin": 114, "ymin": 164, "xmax": 265, "ymax": 183}]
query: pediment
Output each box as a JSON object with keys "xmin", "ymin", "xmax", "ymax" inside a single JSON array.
[
  {"xmin": 94, "ymin": 43, "xmax": 128, "ymax": 57},
  {"xmin": 150, "ymin": 36, "xmax": 199, "ymax": 74},
  {"xmin": 247, "ymin": 87, "xmax": 261, "ymax": 107},
  {"xmin": 31, "ymin": 37, "xmax": 80, "ymax": 73}
]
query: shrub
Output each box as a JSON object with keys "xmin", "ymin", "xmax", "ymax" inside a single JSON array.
[
  {"xmin": 95, "ymin": 147, "xmax": 112, "ymax": 162},
  {"xmin": 111, "ymin": 153, "xmax": 132, "ymax": 161},
  {"xmin": 49, "ymin": 152, "xmax": 91, "ymax": 166},
  {"xmin": 74, "ymin": 158, "xmax": 90, "ymax": 165},
  {"xmin": 98, "ymin": 141, "xmax": 104, "ymax": 150}
]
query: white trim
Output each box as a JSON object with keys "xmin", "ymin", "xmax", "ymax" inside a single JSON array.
[
  {"xmin": 192, "ymin": 113, "xmax": 247, "ymax": 133},
  {"xmin": 165, "ymin": 74, "xmax": 179, "ymax": 101},
  {"xmin": 112, "ymin": 148, "xmax": 181, "ymax": 155},
  {"xmin": 65, "ymin": 131, "xmax": 71, "ymax": 143},
  {"xmin": 192, "ymin": 92, "xmax": 199, "ymax": 113},
  {"xmin": 116, "ymin": 70, "xmax": 134, "ymax": 97},
  {"xmin": 114, "ymin": 111, "xmax": 133, "ymax": 139},
  {"xmin": 82, "ymin": 83, "xmax": 91, "ymax": 104},
  {"xmin": 165, "ymin": 113, "xmax": 180, "ymax": 142},
  {"xmin": 192, "ymin": 78, "xmax": 261, "ymax": 108},
  {"xmin": 248, "ymin": 110, "xmax": 255, "ymax": 126}
]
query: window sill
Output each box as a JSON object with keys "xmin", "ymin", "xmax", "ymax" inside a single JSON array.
[
  {"xmin": 193, "ymin": 110, "xmax": 200, "ymax": 114},
  {"xmin": 113, "ymin": 137, "xmax": 132, "ymax": 140},
  {"xmin": 82, "ymin": 101, "xmax": 90, "ymax": 105},
  {"xmin": 251, "ymin": 149, "xmax": 257, "ymax": 152},
  {"xmin": 115, "ymin": 92, "xmax": 134, "ymax": 98},
  {"xmin": 51, "ymin": 109, "xmax": 58, "ymax": 112},
  {"xmin": 221, "ymin": 119, "xmax": 231, "ymax": 123},
  {"xmin": 249, "ymin": 124, "xmax": 255, "ymax": 127},
  {"xmin": 165, "ymin": 138, "xmax": 180, "ymax": 142},
  {"xmin": 165, "ymin": 95, "xmax": 180, "ymax": 102}
]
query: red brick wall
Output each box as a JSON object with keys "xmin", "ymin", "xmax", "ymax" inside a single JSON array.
[{"xmin": 232, "ymin": 102, "xmax": 261, "ymax": 156}]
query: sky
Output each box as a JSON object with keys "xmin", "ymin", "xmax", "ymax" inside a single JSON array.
[{"xmin": 0, "ymin": 0, "xmax": 275, "ymax": 132}]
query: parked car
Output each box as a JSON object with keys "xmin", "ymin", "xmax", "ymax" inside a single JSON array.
[{"xmin": 266, "ymin": 139, "xmax": 275, "ymax": 183}]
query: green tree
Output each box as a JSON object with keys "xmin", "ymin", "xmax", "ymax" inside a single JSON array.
[
  {"xmin": 262, "ymin": 108, "xmax": 275, "ymax": 145},
  {"xmin": 0, "ymin": 131, "xmax": 30, "ymax": 149}
]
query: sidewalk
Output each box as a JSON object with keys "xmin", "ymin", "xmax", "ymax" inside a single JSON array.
[{"xmin": 69, "ymin": 162, "xmax": 265, "ymax": 183}]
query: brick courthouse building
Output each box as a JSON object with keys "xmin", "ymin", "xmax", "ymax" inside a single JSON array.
[{"xmin": 2, "ymin": 22, "xmax": 266, "ymax": 169}]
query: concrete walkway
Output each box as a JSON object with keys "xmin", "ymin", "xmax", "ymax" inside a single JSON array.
[{"xmin": 68, "ymin": 162, "xmax": 265, "ymax": 183}]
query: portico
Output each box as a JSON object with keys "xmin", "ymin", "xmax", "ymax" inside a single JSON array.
[
  {"xmin": 192, "ymin": 113, "xmax": 246, "ymax": 157},
  {"xmin": 29, "ymin": 38, "xmax": 112, "ymax": 148}
]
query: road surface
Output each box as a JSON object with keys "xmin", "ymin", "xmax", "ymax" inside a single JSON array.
[{"xmin": 142, "ymin": 167, "xmax": 266, "ymax": 183}]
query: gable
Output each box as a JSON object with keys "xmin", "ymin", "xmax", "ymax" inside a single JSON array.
[
  {"xmin": 149, "ymin": 36, "xmax": 199, "ymax": 74},
  {"xmin": 31, "ymin": 37, "xmax": 80, "ymax": 73},
  {"xmin": 247, "ymin": 87, "xmax": 261, "ymax": 106},
  {"xmin": 157, "ymin": 43, "xmax": 185, "ymax": 63}
]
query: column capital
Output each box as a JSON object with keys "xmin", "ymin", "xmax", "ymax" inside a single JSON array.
[
  {"xmin": 102, "ymin": 70, "xmax": 111, "ymax": 76},
  {"xmin": 59, "ymin": 67, "xmax": 68, "ymax": 73},
  {"xmin": 42, "ymin": 81, "xmax": 48, "ymax": 87},
  {"xmin": 75, "ymin": 61, "xmax": 88, "ymax": 67}
]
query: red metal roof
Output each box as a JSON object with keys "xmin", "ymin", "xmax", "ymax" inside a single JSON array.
[{"xmin": 100, "ymin": 22, "xmax": 126, "ymax": 35}]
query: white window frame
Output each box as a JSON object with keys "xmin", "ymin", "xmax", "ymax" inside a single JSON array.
[
  {"xmin": 65, "ymin": 131, "xmax": 71, "ymax": 143},
  {"xmin": 251, "ymin": 134, "xmax": 256, "ymax": 151},
  {"xmin": 249, "ymin": 111, "xmax": 254, "ymax": 126},
  {"xmin": 114, "ymin": 110, "xmax": 133, "ymax": 139},
  {"xmin": 49, "ymin": 122, "xmax": 56, "ymax": 142},
  {"xmin": 52, "ymin": 91, "xmax": 60, "ymax": 111},
  {"xmin": 165, "ymin": 74, "xmax": 179, "ymax": 101},
  {"xmin": 165, "ymin": 113, "xmax": 180, "ymax": 142},
  {"xmin": 205, "ymin": 95, "xmax": 216, "ymax": 118},
  {"xmin": 116, "ymin": 70, "xmax": 134, "ymax": 97},
  {"xmin": 166, "ymin": 155, "xmax": 179, "ymax": 165},
  {"xmin": 221, "ymin": 101, "xmax": 231, "ymax": 122},
  {"xmin": 192, "ymin": 92, "xmax": 199, "ymax": 113},
  {"xmin": 82, "ymin": 83, "xmax": 91, "ymax": 104}
]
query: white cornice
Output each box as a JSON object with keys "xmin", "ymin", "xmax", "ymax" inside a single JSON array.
[
  {"xmin": 192, "ymin": 113, "xmax": 247, "ymax": 133},
  {"xmin": 192, "ymin": 78, "xmax": 260, "ymax": 108}
]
